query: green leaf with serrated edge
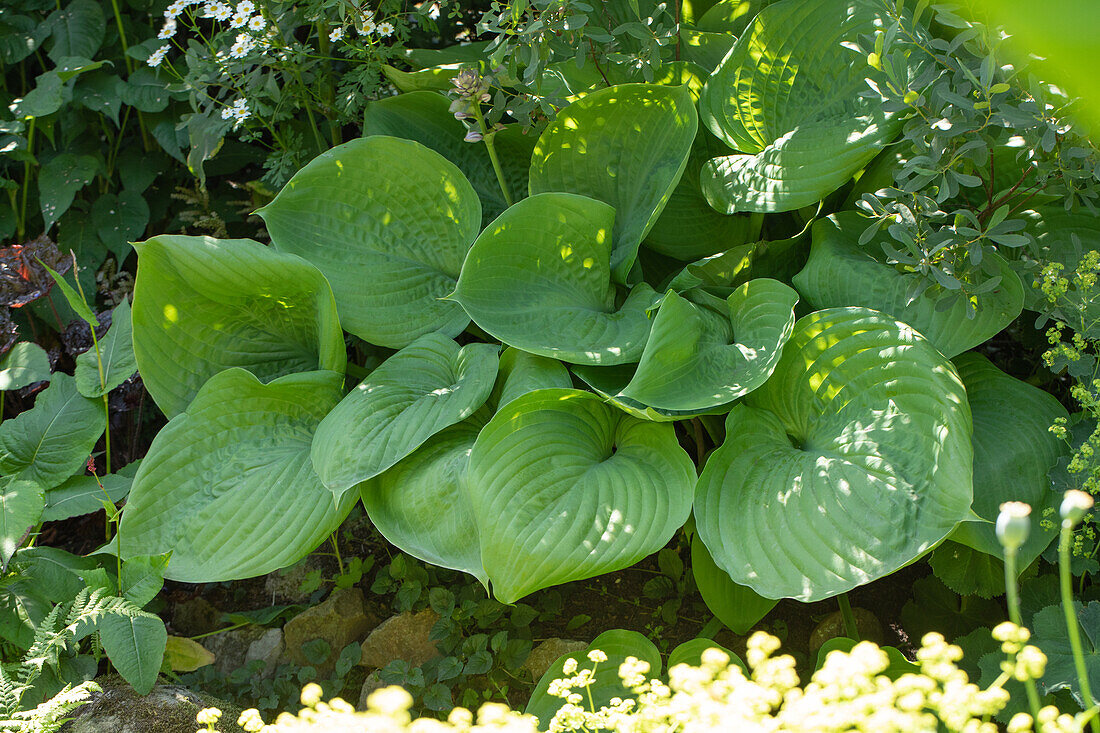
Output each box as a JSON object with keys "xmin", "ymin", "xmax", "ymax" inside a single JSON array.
[
  {"xmin": 525, "ymin": 630, "xmax": 661, "ymax": 728},
  {"xmin": 75, "ymin": 298, "xmax": 136, "ymax": 398},
  {"xmin": 97, "ymin": 610, "xmax": 165, "ymax": 695},
  {"xmin": 792, "ymin": 214, "xmax": 1024, "ymax": 358},
  {"xmin": 928, "ymin": 540, "xmax": 1005, "ymax": 599},
  {"xmin": 42, "ymin": 470, "xmax": 131, "ymax": 522},
  {"xmin": 643, "ymin": 127, "xmax": 757, "ymax": 261},
  {"xmin": 1022, "ymin": 206, "xmax": 1100, "ymax": 336},
  {"xmin": 359, "ymin": 348, "xmax": 570, "ymax": 590},
  {"xmin": 695, "ymin": 308, "xmax": 973, "ymax": 601},
  {"xmin": 572, "ymin": 362, "xmax": 735, "ymax": 422},
  {"xmin": 529, "ymin": 83, "xmax": 698, "ymax": 282},
  {"xmin": 814, "ymin": 637, "xmax": 919, "ymax": 679},
  {"xmin": 313, "ymin": 334, "xmax": 498, "ymax": 494},
  {"xmin": 39, "ymin": 154, "xmax": 98, "ymax": 230},
  {"xmin": 620, "ymin": 281, "xmax": 797, "ymax": 411},
  {"xmin": 0, "ymin": 342, "xmax": 51, "ymax": 391},
  {"xmin": 1033, "ymin": 601, "xmax": 1100, "ymax": 707},
  {"xmin": 468, "ymin": 389, "xmax": 695, "ymax": 603},
  {"xmin": 698, "ymin": 0, "xmax": 922, "ymax": 213},
  {"xmin": 46, "ymin": 0, "xmax": 105, "ymax": 62},
  {"xmin": 1, "ymin": 478, "xmax": 43, "ymax": 565},
  {"xmin": 451, "ymin": 192, "xmax": 659, "ymax": 366},
  {"xmin": 40, "ymin": 259, "xmax": 97, "ymax": 326},
  {"xmin": 691, "ymin": 532, "xmax": 776, "ymax": 634},
  {"xmin": 362, "ymin": 92, "xmax": 535, "ymax": 225},
  {"xmin": 667, "ymin": 638, "xmax": 746, "ymax": 671},
  {"xmin": 121, "ymin": 553, "xmax": 170, "ymax": 608},
  {"xmin": 118, "ymin": 369, "xmax": 356, "ymax": 582},
  {"xmin": 948, "ymin": 353, "xmax": 1065, "ymax": 568},
  {"xmin": 0, "ymin": 373, "xmax": 103, "ymax": 489},
  {"xmin": 258, "ymin": 136, "xmax": 481, "ymax": 349},
  {"xmin": 131, "ymin": 235, "xmax": 346, "ymax": 418}
]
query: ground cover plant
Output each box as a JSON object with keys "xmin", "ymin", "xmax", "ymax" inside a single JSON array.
[{"xmin": 5, "ymin": 0, "xmax": 1100, "ymax": 729}]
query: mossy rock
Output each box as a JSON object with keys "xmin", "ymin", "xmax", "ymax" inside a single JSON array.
[{"xmin": 59, "ymin": 675, "xmax": 246, "ymax": 733}]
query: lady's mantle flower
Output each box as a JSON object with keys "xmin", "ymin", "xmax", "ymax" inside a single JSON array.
[
  {"xmin": 147, "ymin": 45, "xmax": 170, "ymax": 67},
  {"xmin": 329, "ymin": 27, "xmax": 344, "ymax": 42}
]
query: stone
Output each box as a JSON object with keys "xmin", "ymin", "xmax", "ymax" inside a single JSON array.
[
  {"xmin": 203, "ymin": 625, "xmax": 266, "ymax": 677},
  {"xmin": 522, "ymin": 639, "xmax": 588, "ymax": 680},
  {"xmin": 60, "ymin": 675, "xmax": 246, "ymax": 733},
  {"xmin": 356, "ymin": 671, "xmax": 385, "ymax": 711},
  {"xmin": 809, "ymin": 607, "xmax": 884, "ymax": 652},
  {"xmin": 169, "ymin": 597, "xmax": 220, "ymax": 637},
  {"xmin": 283, "ymin": 587, "xmax": 374, "ymax": 676},
  {"xmin": 245, "ymin": 627, "xmax": 284, "ymax": 679},
  {"xmin": 358, "ymin": 608, "xmax": 442, "ymax": 670},
  {"xmin": 263, "ymin": 555, "xmax": 326, "ymax": 605}
]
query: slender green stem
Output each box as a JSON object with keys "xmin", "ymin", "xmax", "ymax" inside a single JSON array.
[
  {"xmin": 1061, "ymin": 524, "xmax": 1100, "ymax": 732},
  {"xmin": 190, "ymin": 621, "xmax": 250, "ymax": 641},
  {"xmin": 838, "ymin": 593, "xmax": 859, "ymax": 640},
  {"xmin": 1004, "ymin": 546, "xmax": 1043, "ymax": 722},
  {"xmin": 747, "ymin": 212, "xmax": 765, "ymax": 242},
  {"xmin": 18, "ymin": 118, "xmax": 35, "ymax": 239},
  {"xmin": 72, "ymin": 255, "xmax": 111, "ymax": 475},
  {"xmin": 330, "ymin": 533, "xmax": 344, "ymax": 576},
  {"xmin": 292, "ymin": 67, "xmax": 327, "ymax": 155},
  {"xmin": 472, "ymin": 105, "xmax": 513, "ymax": 207}
]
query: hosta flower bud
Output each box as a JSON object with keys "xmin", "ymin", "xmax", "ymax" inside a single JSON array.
[
  {"xmin": 1060, "ymin": 490, "xmax": 1094, "ymax": 527},
  {"xmin": 996, "ymin": 501, "xmax": 1031, "ymax": 551},
  {"xmin": 451, "ymin": 68, "xmax": 484, "ymax": 98}
]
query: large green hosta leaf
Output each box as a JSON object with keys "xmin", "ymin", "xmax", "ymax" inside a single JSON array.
[
  {"xmin": 528, "ymin": 84, "xmax": 697, "ymax": 282},
  {"xmin": 619, "ymin": 281, "xmax": 797, "ymax": 410},
  {"xmin": 691, "ymin": 532, "xmax": 776, "ymax": 634},
  {"xmin": 698, "ymin": 0, "xmax": 916, "ymax": 213},
  {"xmin": 573, "ymin": 362, "xmax": 734, "ymax": 422},
  {"xmin": 695, "ymin": 307, "xmax": 973, "ymax": 601},
  {"xmin": 258, "ymin": 136, "xmax": 481, "ymax": 348},
  {"xmin": 118, "ymin": 369, "xmax": 355, "ymax": 582},
  {"xmin": 312, "ymin": 334, "xmax": 498, "ymax": 494},
  {"xmin": 793, "ymin": 213, "xmax": 1024, "ymax": 357},
  {"xmin": 362, "ymin": 91, "xmax": 534, "ymax": 225},
  {"xmin": 468, "ymin": 389, "xmax": 695, "ymax": 603},
  {"xmin": 0, "ymin": 373, "xmax": 103, "ymax": 489},
  {"xmin": 359, "ymin": 349, "xmax": 570, "ymax": 588},
  {"xmin": 131, "ymin": 235, "xmax": 346, "ymax": 418},
  {"xmin": 450, "ymin": 193, "xmax": 659, "ymax": 365},
  {"xmin": 950, "ymin": 353, "xmax": 1066, "ymax": 569}
]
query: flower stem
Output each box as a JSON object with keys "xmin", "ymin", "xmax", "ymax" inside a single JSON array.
[
  {"xmin": 838, "ymin": 593, "xmax": 859, "ymax": 640},
  {"xmin": 472, "ymin": 105, "xmax": 513, "ymax": 207},
  {"xmin": 1004, "ymin": 545, "xmax": 1043, "ymax": 722},
  {"xmin": 1061, "ymin": 523, "xmax": 1100, "ymax": 732}
]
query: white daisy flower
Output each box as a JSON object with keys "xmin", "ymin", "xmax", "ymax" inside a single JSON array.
[
  {"xmin": 329, "ymin": 27, "xmax": 344, "ymax": 42},
  {"xmin": 146, "ymin": 44, "xmax": 170, "ymax": 67},
  {"xmin": 377, "ymin": 21, "xmax": 394, "ymax": 36},
  {"xmin": 360, "ymin": 18, "xmax": 376, "ymax": 34},
  {"xmin": 247, "ymin": 15, "xmax": 266, "ymax": 31},
  {"xmin": 212, "ymin": 3, "xmax": 232, "ymax": 20},
  {"xmin": 164, "ymin": 1, "xmax": 185, "ymax": 18},
  {"xmin": 229, "ymin": 10, "xmax": 249, "ymax": 27},
  {"xmin": 229, "ymin": 32, "xmax": 253, "ymax": 58},
  {"xmin": 236, "ymin": 0, "xmax": 255, "ymax": 14},
  {"xmin": 157, "ymin": 19, "xmax": 177, "ymax": 39}
]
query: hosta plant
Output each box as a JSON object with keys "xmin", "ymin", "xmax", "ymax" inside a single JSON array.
[{"xmin": 114, "ymin": 0, "xmax": 1085, "ymax": 621}]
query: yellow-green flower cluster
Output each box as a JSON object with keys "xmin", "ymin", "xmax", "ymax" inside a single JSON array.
[{"xmin": 193, "ymin": 630, "xmax": 1086, "ymax": 733}]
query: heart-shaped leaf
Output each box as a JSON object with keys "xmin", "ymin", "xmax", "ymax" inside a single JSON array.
[
  {"xmin": 363, "ymin": 91, "xmax": 534, "ymax": 224},
  {"xmin": 0, "ymin": 342, "xmax": 51, "ymax": 391},
  {"xmin": 312, "ymin": 333, "xmax": 499, "ymax": 494},
  {"xmin": 469, "ymin": 388, "xmax": 695, "ymax": 603},
  {"xmin": 131, "ymin": 235, "xmax": 346, "ymax": 417},
  {"xmin": 451, "ymin": 192, "xmax": 659, "ymax": 366},
  {"xmin": 529, "ymin": 83, "xmax": 698, "ymax": 282},
  {"xmin": 1, "ymin": 478, "xmax": 44, "ymax": 566},
  {"xmin": 949, "ymin": 352, "xmax": 1066, "ymax": 568},
  {"xmin": 0, "ymin": 372, "xmax": 103, "ymax": 489},
  {"xmin": 698, "ymin": 0, "xmax": 919, "ymax": 213},
  {"xmin": 75, "ymin": 298, "xmax": 137, "ymax": 398},
  {"xmin": 118, "ymin": 369, "xmax": 356, "ymax": 582},
  {"xmin": 359, "ymin": 348, "xmax": 570, "ymax": 589},
  {"xmin": 620, "ymin": 280, "xmax": 798, "ymax": 410},
  {"xmin": 525, "ymin": 629, "xmax": 662, "ymax": 728},
  {"xmin": 258, "ymin": 136, "xmax": 481, "ymax": 348},
  {"xmin": 573, "ymin": 362, "xmax": 735, "ymax": 422},
  {"xmin": 793, "ymin": 213, "xmax": 1024, "ymax": 357},
  {"xmin": 695, "ymin": 307, "xmax": 974, "ymax": 601},
  {"xmin": 97, "ymin": 609, "xmax": 166, "ymax": 695}
]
